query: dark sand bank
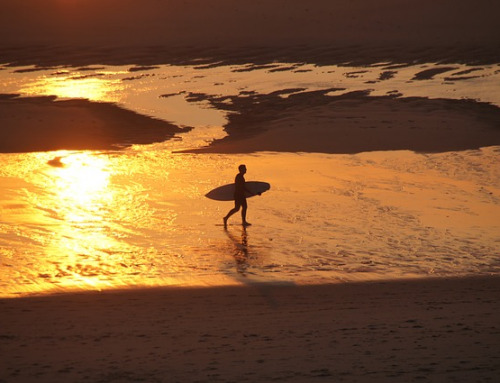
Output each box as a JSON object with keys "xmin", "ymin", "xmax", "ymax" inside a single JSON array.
[
  {"xmin": 0, "ymin": 95, "xmax": 188, "ymax": 153},
  {"xmin": 1, "ymin": 276, "xmax": 499, "ymax": 382},
  {"xmin": 2, "ymin": 91, "xmax": 500, "ymax": 154},
  {"xmin": 184, "ymin": 91, "xmax": 500, "ymax": 154},
  {"xmin": 1, "ymin": 0, "xmax": 499, "ymax": 67}
]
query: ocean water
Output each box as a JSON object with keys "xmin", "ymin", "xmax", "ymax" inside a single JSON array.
[{"xmin": 1, "ymin": 61, "xmax": 499, "ymax": 297}]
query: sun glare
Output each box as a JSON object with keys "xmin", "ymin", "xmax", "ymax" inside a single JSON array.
[
  {"xmin": 21, "ymin": 73, "xmax": 123, "ymax": 102},
  {"xmin": 50, "ymin": 153, "xmax": 111, "ymax": 213}
]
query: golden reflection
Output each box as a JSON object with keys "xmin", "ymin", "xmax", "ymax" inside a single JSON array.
[
  {"xmin": 49, "ymin": 153, "xmax": 111, "ymax": 214},
  {"xmin": 19, "ymin": 151, "xmax": 181, "ymax": 296},
  {"xmin": 42, "ymin": 152, "xmax": 122, "ymax": 290},
  {"xmin": 225, "ymin": 227, "xmax": 251, "ymax": 277},
  {"xmin": 20, "ymin": 73, "xmax": 123, "ymax": 102}
]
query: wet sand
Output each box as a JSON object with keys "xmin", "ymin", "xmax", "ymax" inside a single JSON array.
[
  {"xmin": 2, "ymin": 0, "xmax": 500, "ymax": 154},
  {"xmin": 184, "ymin": 91, "xmax": 500, "ymax": 154},
  {"xmin": 1, "ymin": 276, "xmax": 499, "ymax": 382},
  {"xmin": 1, "ymin": 1, "xmax": 499, "ymax": 381},
  {"xmin": 3, "ymin": 91, "xmax": 500, "ymax": 154},
  {"xmin": 0, "ymin": 95, "xmax": 187, "ymax": 153}
]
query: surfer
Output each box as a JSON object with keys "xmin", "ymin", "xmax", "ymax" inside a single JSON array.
[{"xmin": 223, "ymin": 164, "xmax": 255, "ymax": 227}]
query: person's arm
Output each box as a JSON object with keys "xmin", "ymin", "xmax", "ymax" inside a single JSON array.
[{"xmin": 244, "ymin": 182, "xmax": 261, "ymax": 196}]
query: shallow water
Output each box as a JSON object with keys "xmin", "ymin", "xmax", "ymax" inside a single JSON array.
[
  {"xmin": 1, "ymin": 61, "xmax": 500, "ymax": 297},
  {"xmin": 2, "ymin": 61, "xmax": 500, "ymax": 148}
]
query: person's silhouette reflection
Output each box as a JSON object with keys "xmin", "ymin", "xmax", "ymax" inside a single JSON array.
[{"xmin": 225, "ymin": 227, "xmax": 250, "ymax": 276}]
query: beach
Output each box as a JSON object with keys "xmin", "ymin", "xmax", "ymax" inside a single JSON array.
[
  {"xmin": 1, "ymin": 277, "xmax": 500, "ymax": 382},
  {"xmin": 1, "ymin": 0, "xmax": 500, "ymax": 382}
]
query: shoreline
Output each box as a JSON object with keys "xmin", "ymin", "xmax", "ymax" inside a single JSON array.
[
  {"xmin": 2, "ymin": 43, "xmax": 500, "ymax": 69},
  {"xmin": 1, "ymin": 0, "xmax": 500, "ymax": 67},
  {"xmin": 1, "ymin": 275, "xmax": 499, "ymax": 382}
]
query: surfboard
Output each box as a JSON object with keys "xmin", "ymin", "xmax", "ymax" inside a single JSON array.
[{"xmin": 205, "ymin": 181, "xmax": 270, "ymax": 201}]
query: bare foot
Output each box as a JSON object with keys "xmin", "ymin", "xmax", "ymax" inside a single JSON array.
[{"xmin": 243, "ymin": 221, "xmax": 252, "ymax": 227}]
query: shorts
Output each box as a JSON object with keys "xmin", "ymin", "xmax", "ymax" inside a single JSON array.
[{"xmin": 234, "ymin": 195, "xmax": 247, "ymax": 209}]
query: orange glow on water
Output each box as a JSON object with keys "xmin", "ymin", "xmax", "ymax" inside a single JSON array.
[
  {"xmin": 48, "ymin": 153, "xmax": 111, "ymax": 216},
  {"xmin": 0, "ymin": 60, "xmax": 499, "ymax": 297},
  {"xmin": 1, "ymin": 148, "xmax": 499, "ymax": 298},
  {"xmin": 20, "ymin": 72, "xmax": 124, "ymax": 102}
]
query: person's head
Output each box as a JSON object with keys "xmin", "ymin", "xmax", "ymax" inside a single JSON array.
[{"xmin": 238, "ymin": 164, "xmax": 247, "ymax": 174}]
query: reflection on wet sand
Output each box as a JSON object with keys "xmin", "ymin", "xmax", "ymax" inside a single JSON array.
[
  {"xmin": 1, "ymin": 57, "xmax": 499, "ymax": 297},
  {"xmin": 1, "ymin": 148, "xmax": 500, "ymax": 297},
  {"xmin": 1, "ymin": 61, "xmax": 500, "ymax": 154},
  {"xmin": 8, "ymin": 152, "xmax": 138, "ymax": 293},
  {"xmin": 0, "ymin": 150, "xmax": 258, "ymax": 296},
  {"xmin": 0, "ymin": 151, "xmax": 160, "ymax": 295},
  {"xmin": 47, "ymin": 153, "xmax": 110, "ymax": 217},
  {"xmin": 42, "ymin": 153, "xmax": 129, "ymax": 290},
  {"xmin": 21, "ymin": 70, "xmax": 125, "ymax": 102},
  {"xmin": 225, "ymin": 227, "xmax": 250, "ymax": 277}
]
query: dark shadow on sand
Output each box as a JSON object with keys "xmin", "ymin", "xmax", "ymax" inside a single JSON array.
[{"xmin": 1, "ymin": 275, "xmax": 499, "ymax": 383}]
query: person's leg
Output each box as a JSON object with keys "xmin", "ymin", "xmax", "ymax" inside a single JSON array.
[
  {"xmin": 241, "ymin": 199, "xmax": 250, "ymax": 226},
  {"xmin": 224, "ymin": 201, "xmax": 241, "ymax": 226}
]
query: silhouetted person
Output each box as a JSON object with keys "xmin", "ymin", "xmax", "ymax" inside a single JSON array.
[{"xmin": 223, "ymin": 164, "xmax": 255, "ymax": 227}]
